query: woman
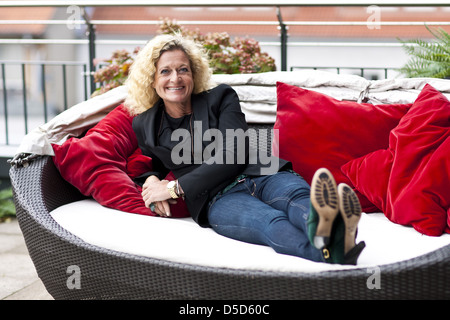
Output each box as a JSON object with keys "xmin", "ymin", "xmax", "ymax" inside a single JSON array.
[{"xmin": 125, "ymin": 34, "xmax": 365, "ymax": 265}]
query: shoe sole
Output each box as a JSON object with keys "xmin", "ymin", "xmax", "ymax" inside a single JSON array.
[
  {"xmin": 310, "ymin": 168, "xmax": 339, "ymax": 249},
  {"xmin": 338, "ymin": 183, "xmax": 362, "ymax": 254}
]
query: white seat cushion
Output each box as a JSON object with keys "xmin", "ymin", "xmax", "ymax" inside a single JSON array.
[{"xmin": 50, "ymin": 199, "xmax": 450, "ymax": 273}]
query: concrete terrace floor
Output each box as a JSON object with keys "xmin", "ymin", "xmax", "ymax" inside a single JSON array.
[{"xmin": 0, "ymin": 218, "xmax": 53, "ymax": 300}]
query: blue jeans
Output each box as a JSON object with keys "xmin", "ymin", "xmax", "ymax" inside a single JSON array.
[{"xmin": 207, "ymin": 171, "xmax": 324, "ymax": 262}]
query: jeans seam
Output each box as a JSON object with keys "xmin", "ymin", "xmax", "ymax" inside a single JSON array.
[
  {"xmin": 244, "ymin": 179, "xmax": 257, "ymax": 197},
  {"xmin": 264, "ymin": 196, "xmax": 308, "ymax": 212}
]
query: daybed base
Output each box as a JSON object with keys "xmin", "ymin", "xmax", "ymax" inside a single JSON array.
[{"xmin": 10, "ymin": 155, "xmax": 450, "ymax": 300}]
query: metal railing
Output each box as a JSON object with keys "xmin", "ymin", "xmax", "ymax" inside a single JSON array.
[
  {"xmin": 290, "ymin": 66, "xmax": 396, "ymax": 79},
  {"xmin": 0, "ymin": 61, "xmax": 89, "ymax": 146},
  {"xmin": 1, "ymin": 1, "xmax": 450, "ymax": 151}
]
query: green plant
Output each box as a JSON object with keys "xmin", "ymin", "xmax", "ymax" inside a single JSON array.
[
  {"xmin": 398, "ymin": 26, "xmax": 450, "ymax": 79},
  {"xmin": 92, "ymin": 18, "xmax": 276, "ymax": 96},
  {"xmin": 0, "ymin": 187, "xmax": 15, "ymax": 222}
]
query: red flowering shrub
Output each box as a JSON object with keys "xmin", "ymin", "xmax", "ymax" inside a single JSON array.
[
  {"xmin": 92, "ymin": 18, "xmax": 276, "ymax": 96},
  {"xmin": 160, "ymin": 18, "xmax": 276, "ymax": 74}
]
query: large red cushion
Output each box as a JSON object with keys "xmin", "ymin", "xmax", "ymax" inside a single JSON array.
[
  {"xmin": 273, "ymin": 82, "xmax": 411, "ymax": 212},
  {"xmin": 342, "ymin": 84, "xmax": 450, "ymax": 236},
  {"xmin": 52, "ymin": 104, "xmax": 189, "ymax": 218}
]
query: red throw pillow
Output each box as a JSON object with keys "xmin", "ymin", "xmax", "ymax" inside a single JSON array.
[
  {"xmin": 273, "ymin": 82, "xmax": 411, "ymax": 212},
  {"xmin": 342, "ymin": 84, "xmax": 450, "ymax": 236},
  {"xmin": 52, "ymin": 104, "xmax": 190, "ymax": 218},
  {"xmin": 340, "ymin": 149, "xmax": 393, "ymax": 213}
]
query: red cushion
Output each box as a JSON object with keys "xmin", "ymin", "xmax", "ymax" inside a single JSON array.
[
  {"xmin": 52, "ymin": 105, "xmax": 189, "ymax": 218},
  {"xmin": 341, "ymin": 149, "xmax": 393, "ymax": 213},
  {"xmin": 273, "ymin": 82, "xmax": 411, "ymax": 212},
  {"xmin": 342, "ymin": 84, "xmax": 450, "ymax": 236}
]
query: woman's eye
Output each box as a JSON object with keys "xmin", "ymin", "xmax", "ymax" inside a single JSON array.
[
  {"xmin": 161, "ymin": 69, "xmax": 169, "ymax": 75},
  {"xmin": 179, "ymin": 67, "xmax": 189, "ymax": 73}
]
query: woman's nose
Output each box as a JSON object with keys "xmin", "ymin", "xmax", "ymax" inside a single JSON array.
[{"xmin": 170, "ymin": 71, "xmax": 181, "ymax": 82}]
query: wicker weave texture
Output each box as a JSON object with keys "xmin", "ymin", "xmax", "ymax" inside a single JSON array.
[{"xmin": 9, "ymin": 145, "xmax": 450, "ymax": 300}]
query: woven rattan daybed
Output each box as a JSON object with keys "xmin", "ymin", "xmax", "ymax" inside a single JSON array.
[{"xmin": 10, "ymin": 71, "xmax": 450, "ymax": 299}]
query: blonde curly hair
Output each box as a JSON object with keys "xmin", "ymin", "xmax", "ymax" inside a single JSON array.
[{"xmin": 124, "ymin": 34, "xmax": 215, "ymax": 115}]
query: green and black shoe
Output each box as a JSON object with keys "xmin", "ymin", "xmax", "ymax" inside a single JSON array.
[
  {"xmin": 308, "ymin": 168, "xmax": 365, "ymax": 265},
  {"xmin": 308, "ymin": 168, "xmax": 339, "ymax": 261},
  {"xmin": 337, "ymin": 183, "xmax": 366, "ymax": 265}
]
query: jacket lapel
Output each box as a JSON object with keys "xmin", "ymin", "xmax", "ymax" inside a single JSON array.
[
  {"xmin": 191, "ymin": 92, "xmax": 210, "ymax": 139},
  {"xmin": 138, "ymin": 102, "xmax": 160, "ymax": 153},
  {"xmin": 135, "ymin": 93, "xmax": 213, "ymax": 167}
]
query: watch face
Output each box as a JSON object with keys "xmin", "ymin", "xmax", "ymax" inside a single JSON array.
[
  {"xmin": 167, "ymin": 180, "xmax": 178, "ymax": 199},
  {"xmin": 167, "ymin": 181, "xmax": 176, "ymax": 188}
]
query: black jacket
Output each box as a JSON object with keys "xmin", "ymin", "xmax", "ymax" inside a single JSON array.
[{"xmin": 132, "ymin": 84, "xmax": 290, "ymax": 226}]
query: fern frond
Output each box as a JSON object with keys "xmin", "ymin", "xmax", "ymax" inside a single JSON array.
[
  {"xmin": 426, "ymin": 25, "xmax": 450, "ymax": 46},
  {"xmin": 398, "ymin": 26, "xmax": 450, "ymax": 79}
]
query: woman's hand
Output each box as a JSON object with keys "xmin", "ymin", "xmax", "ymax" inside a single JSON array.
[{"xmin": 141, "ymin": 175, "xmax": 176, "ymax": 217}]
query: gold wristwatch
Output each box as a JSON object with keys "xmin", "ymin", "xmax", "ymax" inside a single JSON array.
[{"xmin": 167, "ymin": 180, "xmax": 179, "ymax": 199}]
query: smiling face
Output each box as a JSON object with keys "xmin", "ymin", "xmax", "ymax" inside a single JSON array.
[{"xmin": 152, "ymin": 49, "xmax": 194, "ymax": 115}]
